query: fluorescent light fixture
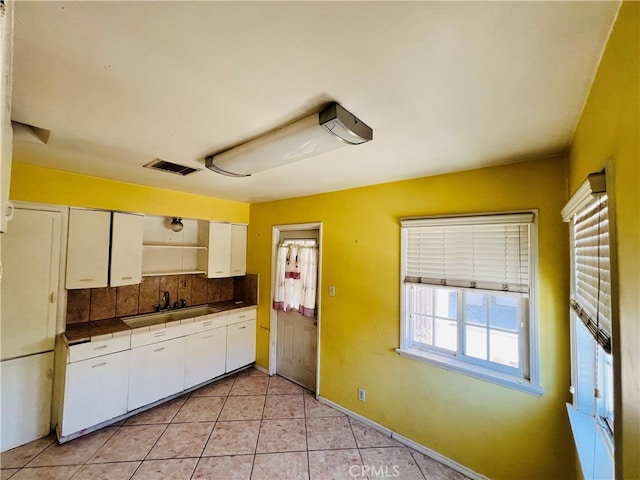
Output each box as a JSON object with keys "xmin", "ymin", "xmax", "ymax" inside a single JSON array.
[{"xmin": 205, "ymin": 102, "xmax": 372, "ymax": 177}]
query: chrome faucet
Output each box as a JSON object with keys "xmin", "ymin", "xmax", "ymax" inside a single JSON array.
[{"xmin": 163, "ymin": 291, "xmax": 170, "ymax": 310}]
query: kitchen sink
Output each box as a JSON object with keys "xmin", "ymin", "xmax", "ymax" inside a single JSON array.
[{"xmin": 122, "ymin": 305, "xmax": 222, "ymax": 329}]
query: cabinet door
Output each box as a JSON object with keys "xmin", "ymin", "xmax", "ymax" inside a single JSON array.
[
  {"xmin": 1, "ymin": 207, "xmax": 61, "ymax": 359},
  {"xmin": 128, "ymin": 337, "xmax": 185, "ymax": 411},
  {"xmin": 184, "ymin": 326, "xmax": 226, "ymax": 389},
  {"xmin": 61, "ymin": 350, "xmax": 129, "ymax": 437},
  {"xmin": 66, "ymin": 209, "xmax": 111, "ymax": 289},
  {"xmin": 110, "ymin": 212, "xmax": 143, "ymax": 286},
  {"xmin": 230, "ymin": 224, "xmax": 247, "ymax": 277},
  {"xmin": 226, "ymin": 320, "xmax": 256, "ymax": 372},
  {"xmin": 1, "ymin": 352, "xmax": 54, "ymax": 451},
  {"xmin": 208, "ymin": 222, "xmax": 231, "ymax": 278}
]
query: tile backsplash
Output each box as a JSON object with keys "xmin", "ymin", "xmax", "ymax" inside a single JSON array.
[{"xmin": 66, "ymin": 273, "xmax": 258, "ymax": 325}]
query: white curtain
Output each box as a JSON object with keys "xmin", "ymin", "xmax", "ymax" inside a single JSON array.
[{"xmin": 273, "ymin": 244, "xmax": 318, "ymax": 318}]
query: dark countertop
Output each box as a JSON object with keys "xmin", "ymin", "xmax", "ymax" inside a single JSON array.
[{"xmin": 65, "ymin": 301, "xmax": 257, "ymax": 344}]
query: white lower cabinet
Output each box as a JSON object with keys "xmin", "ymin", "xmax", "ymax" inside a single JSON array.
[
  {"xmin": 184, "ymin": 326, "xmax": 226, "ymax": 389},
  {"xmin": 61, "ymin": 350, "xmax": 129, "ymax": 437},
  {"xmin": 128, "ymin": 337, "xmax": 186, "ymax": 411},
  {"xmin": 226, "ymin": 319, "xmax": 256, "ymax": 372},
  {"xmin": 59, "ymin": 307, "xmax": 257, "ymax": 440}
]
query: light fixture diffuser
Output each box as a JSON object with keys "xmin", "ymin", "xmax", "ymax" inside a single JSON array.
[{"xmin": 205, "ymin": 102, "xmax": 372, "ymax": 177}]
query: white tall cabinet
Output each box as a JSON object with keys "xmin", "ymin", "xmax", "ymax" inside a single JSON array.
[{"xmin": 0, "ymin": 205, "xmax": 64, "ymax": 452}]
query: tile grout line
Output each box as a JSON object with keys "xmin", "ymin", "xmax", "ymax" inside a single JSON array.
[
  {"xmin": 187, "ymin": 377, "xmax": 234, "ymax": 479},
  {"xmin": 303, "ymin": 391, "xmax": 312, "ymax": 480}
]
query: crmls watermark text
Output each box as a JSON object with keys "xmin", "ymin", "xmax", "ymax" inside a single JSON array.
[{"xmin": 349, "ymin": 465, "xmax": 401, "ymax": 478}]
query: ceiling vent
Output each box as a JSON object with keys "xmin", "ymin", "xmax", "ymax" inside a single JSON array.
[{"xmin": 143, "ymin": 158, "xmax": 201, "ymax": 176}]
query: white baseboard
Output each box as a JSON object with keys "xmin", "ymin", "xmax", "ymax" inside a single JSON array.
[
  {"xmin": 318, "ymin": 396, "xmax": 489, "ymax": 480},
  {"xmin": 253, "ymin": 363, "xmax": 269, "ymax": 375}
]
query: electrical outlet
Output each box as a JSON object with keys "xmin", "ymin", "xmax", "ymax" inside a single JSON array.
[
  {"xmin": 358, "ymin": 388, "xmax": 366, "ymax": 401},
  {"xmin": 329, "ymin": 285, "xmax": 336, "ymax": 297}
]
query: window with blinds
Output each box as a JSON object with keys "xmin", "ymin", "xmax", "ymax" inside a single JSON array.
[
  {"xmin": 403, "ymin": 213, "xmax": 533, "ymax": 294},
  {"xmin": 570, "ymin": 196, "xmax": 611, "ymax": 352},
  {"xmin": 398, "ymin": 212, "xmax": 540, "ymax": 393},
  {"xmin": 563, "ymin": 171, "xmax": 615, "ymax": 454}
]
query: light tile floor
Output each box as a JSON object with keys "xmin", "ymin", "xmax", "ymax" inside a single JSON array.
[{"xmin": 0, "ymin": 369, "xmax": 470, "ymax": 480}]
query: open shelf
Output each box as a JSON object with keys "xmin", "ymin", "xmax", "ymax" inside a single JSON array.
[{"xmin": 142, "ymin": 270, "xmax": 206, "ymax": 277}]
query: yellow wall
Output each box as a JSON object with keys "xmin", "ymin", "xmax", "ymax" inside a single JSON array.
[
  {"xmin": 569, "ymin": 2, "xmax": 639, "ymax": 478},
  {"xmin": 9, "ymin": 162, "xmax": 249, "ymax": 223},
  {"xmin": 248, "ymin": 155, "xmax": 573, "ymax": 479}
]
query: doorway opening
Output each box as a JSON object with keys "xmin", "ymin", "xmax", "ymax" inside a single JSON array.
[{"xmin": 269, "ymin": 223, "xmax": 322, "ymax": 394}]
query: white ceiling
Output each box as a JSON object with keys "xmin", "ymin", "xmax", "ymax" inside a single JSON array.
[{"xmin": 11, "ymin": 1, "xmax": 620, "ymax": 204}]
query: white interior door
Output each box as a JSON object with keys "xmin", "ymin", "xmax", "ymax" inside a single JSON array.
[
  {"xmin": 277, "ymin": 310, "xmax": 317, "ymax": 391},
  {"xmin": 275, "ymin": 232, "xmax": 319, "ymax": 392}
]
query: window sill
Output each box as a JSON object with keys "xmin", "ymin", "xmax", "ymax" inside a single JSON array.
[
  {"xmin": 396, "ymin": 347, "xmax": 544, "ymax": 396},
  {"xmin": 566, "ymin": 404, "xmax": 614, "ymax": 480}
]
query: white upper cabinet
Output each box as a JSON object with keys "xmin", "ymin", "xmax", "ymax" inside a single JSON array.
[
  {"xmin": 230, "ymin": 224, "xmax": 247, "ymax": 277},
  {"xmin": 66, "ymin": 209, "xmax": 111, "ymax": 289},
  {"xmin": 110, "ymin": 212, "xmax": 143, "ymax": 286},
  {"xmin": 207, "ymin": 222, "xmax": 232, "ymax": 278},
  {"xmin": 206, "ymin": 222, "xmax": 247, "ymax": 278}
]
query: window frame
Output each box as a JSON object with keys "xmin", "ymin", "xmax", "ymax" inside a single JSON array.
[{"xmin": 397, "ymin": 210, "xmax": 542, "ymax": 395}]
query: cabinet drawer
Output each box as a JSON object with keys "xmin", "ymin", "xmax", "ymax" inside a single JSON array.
[
  {"xmin": 192, "ymin": 315, "xmax": 227, "ymax": 332},
  {"xmin": 226, "ymin": 308, "xmax": 256, "ymax": 325},
  {"xmin": 130, "ymin": 322, "xmax": 190, "ymax": 348},
  {"xmin": 68, "ymin": 335, "xmax": 130, "ymax": 363}
]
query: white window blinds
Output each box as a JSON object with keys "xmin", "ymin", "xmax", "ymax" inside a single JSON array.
[
  {"xmin": 401, "ymin": 213, "xmax": 533, "ymax": 294},
  {"xmin": 563, "ymin": 172, "xmax": 611, "ymax": 353}
]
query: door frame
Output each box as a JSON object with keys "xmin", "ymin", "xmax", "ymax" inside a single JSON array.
[{"xmin": 269, "ymin": 222, "xmax": 323, "ymax": 396}]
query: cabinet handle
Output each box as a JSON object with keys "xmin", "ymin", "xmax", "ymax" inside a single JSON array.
[
  {"xmin": 79, "ymin": 278, "xmax": 95, "ymax": 282},
  {"xmin": 121, "ymin": 276, "xmax": 133, "ymax": 280},
  {"xmin": 238, "ymin": 315, "xmax": 246, "ymax": 319},
  {"xmin": 239, "ymin": 326, "xmax": 246, "ymax": 330},
  {"xmin": 203, "ymin": 321, "xmax": 213, "ymax": 326},
  {"xmin": 91, "ymin": 362, "xmax": 107, "ymax": 368},
  {"xmin": 215, "ymin": 270, "xmax": 224, "ymax": 274},
  {"xmin": 202, "ymin": 334, "xmax": 213, "ymax": 339},
  {"xmin": 154, "ymin": 332, "xmax": 166, "ymax": 337},
  {"xmin": 93, "ymin": 345, "xmax": 108, "ymax": 351},
  {"xmin": 153, "ymin": 347, "xmax": 165, "ymax": 352}
]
